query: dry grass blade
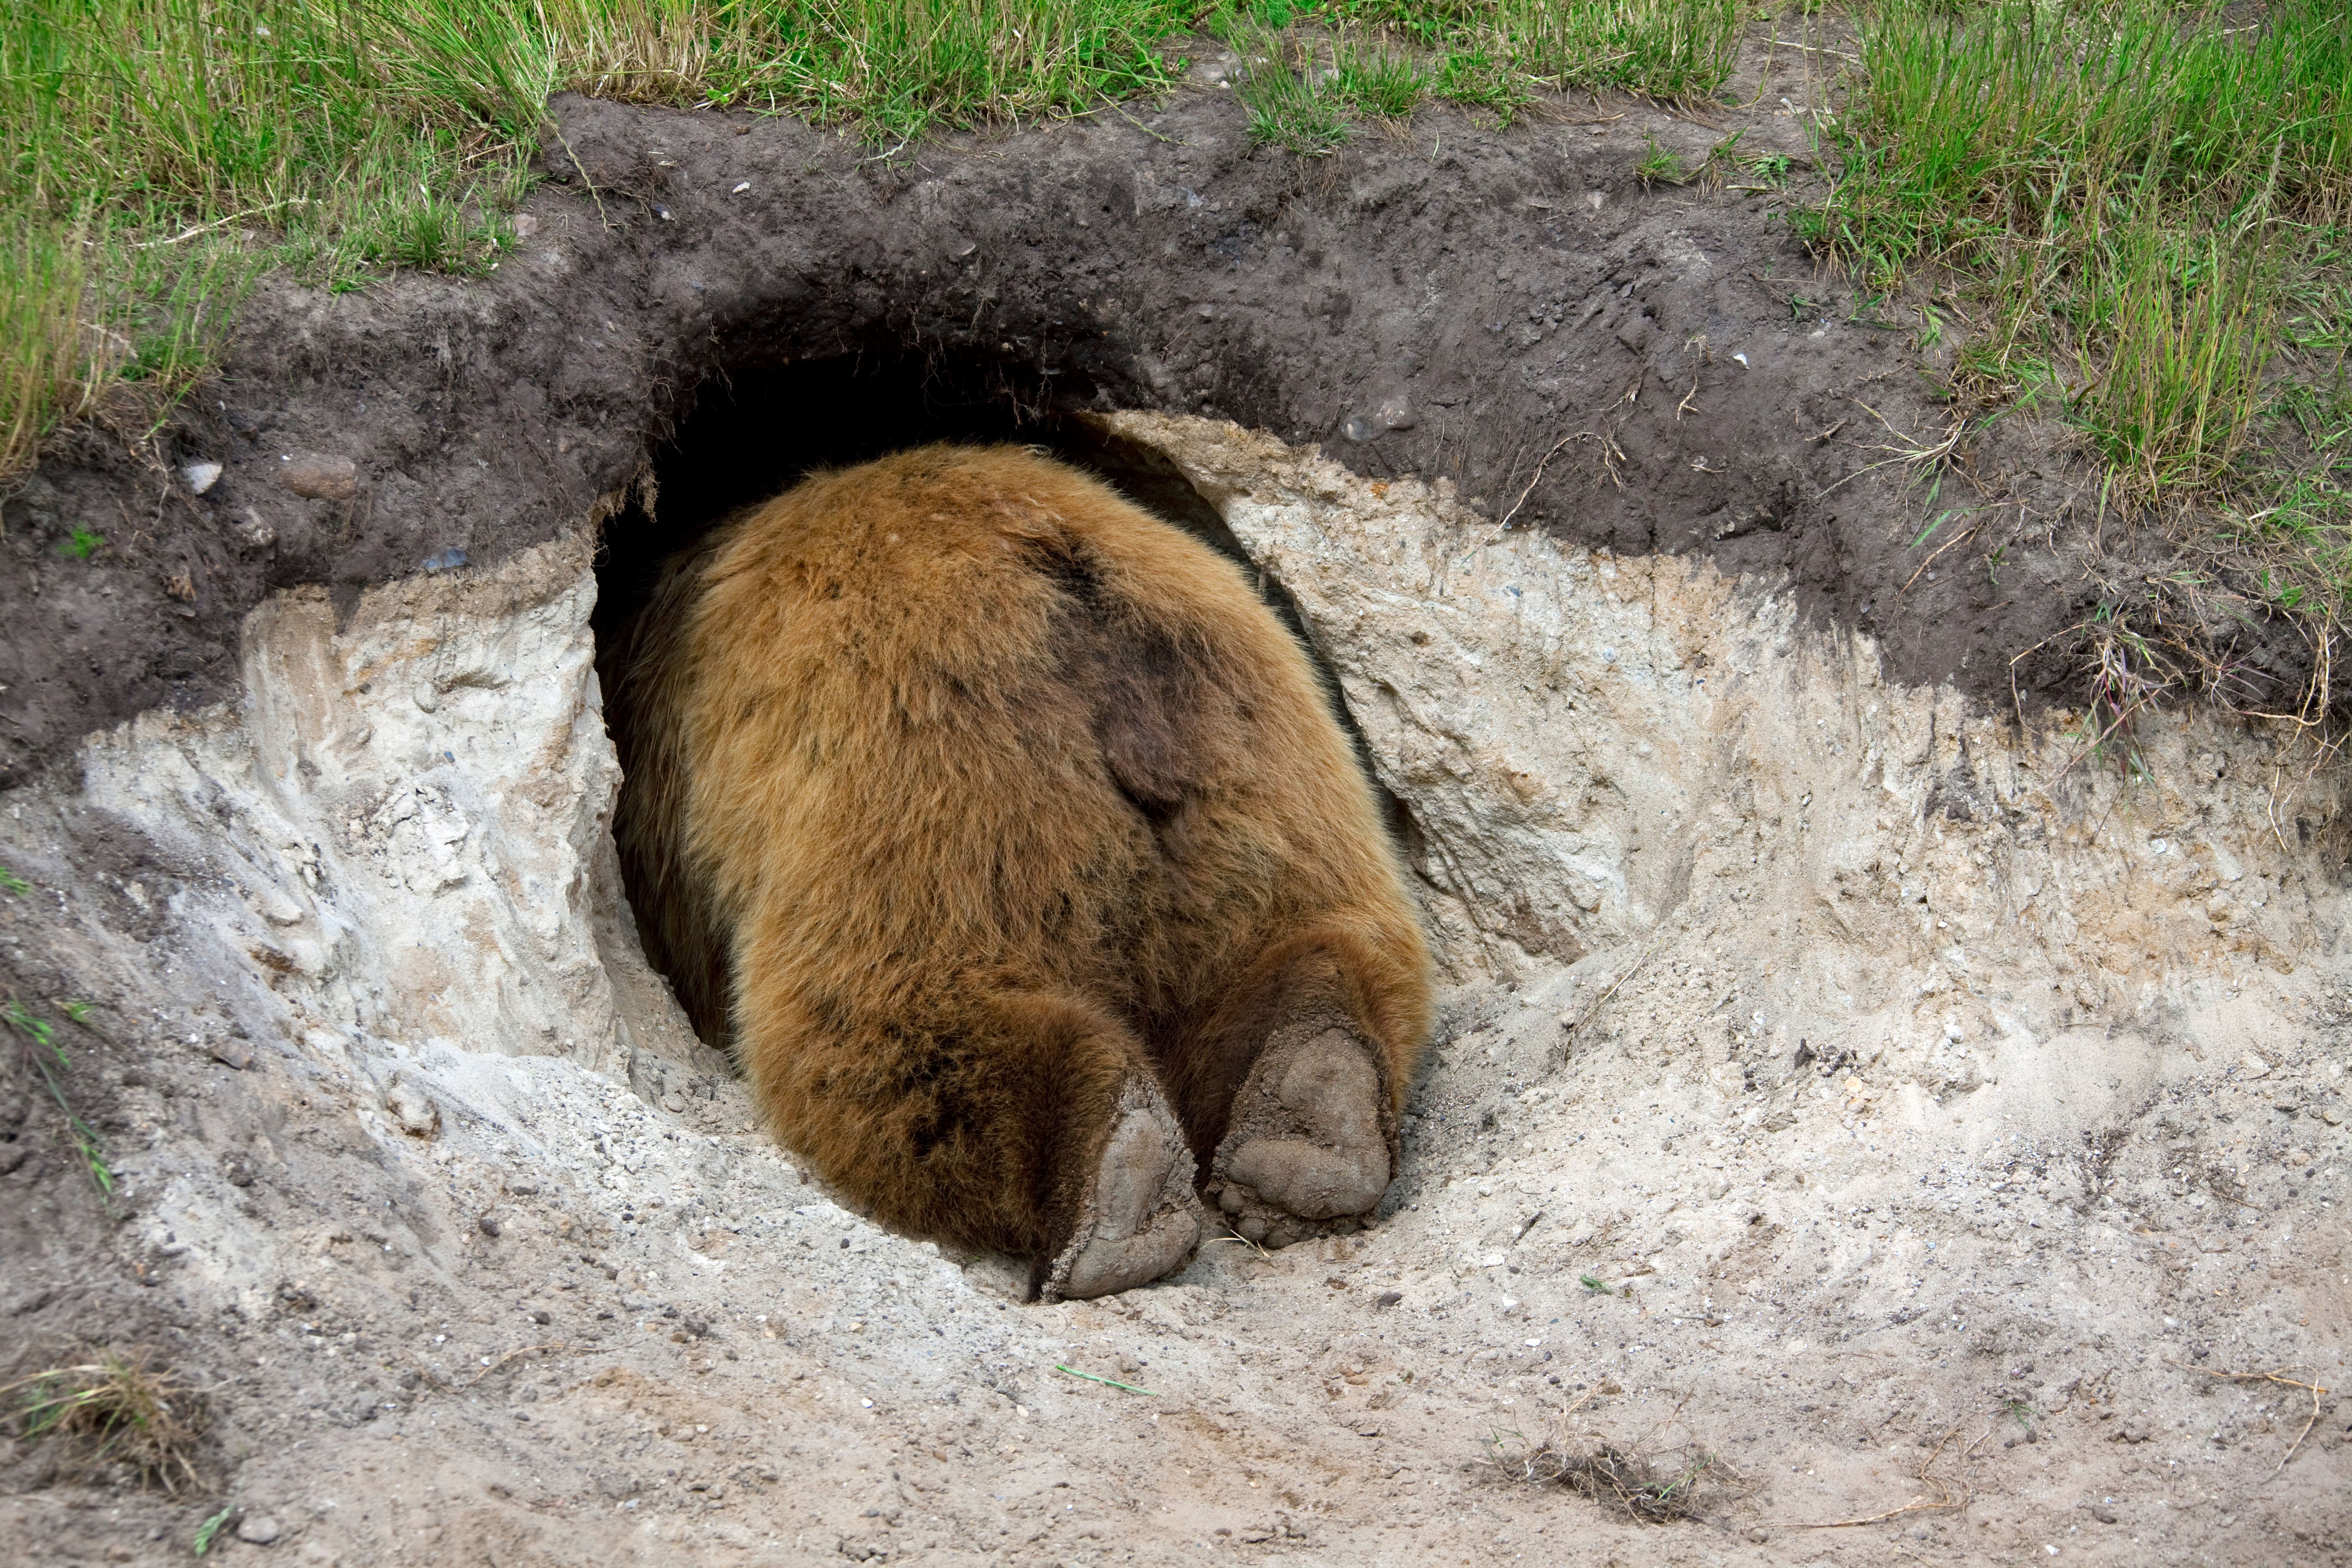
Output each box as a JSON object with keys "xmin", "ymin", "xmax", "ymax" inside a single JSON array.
[
  {"xmin": 1897, "ymin": 524, "xmax": 1978, "ymax": 596},
  {"xmin": 1558, "ymin": 939, "xmax": 1661, "ymax": 1047},
  {"xmin": 464, "ymin": 1341, "xmax": 572, "ymax": 1385},
  {"xmin": 2164, "ymin": 1362, "xmax": 2334, "ymax": 1475},
  {"xmin": 2, "ymin": 1347, "xmax": 206, "ymax": 1493},
  {"xmin": 1771, "ymin": 1422, "xmax": 1977, "ymax": 1530},
  {"xmin": 1485, "ymin": 1408, "xmax": 1747, "ymax": 1527}
]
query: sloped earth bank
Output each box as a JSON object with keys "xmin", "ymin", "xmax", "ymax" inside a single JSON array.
[
  {"xmin": 26, "ymin": 27, "xmax": 2323, "ymax": 792},
  {"xmin": 3, "ymin": 43, "xmax": 2350, "ymax": 1568}
]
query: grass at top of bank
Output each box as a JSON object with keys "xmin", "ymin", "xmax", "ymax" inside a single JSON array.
[
  {"xmin": 1217, "ymin": 0, "xmax": 1742, "ymax": 155},
  {"xmin": 0, "ymin": 0, "xmax": 1762, "ymax": 487},
  {"xmin": 0, "ymin": 0, "xmax": 1200, "ymax": 485},
  {"xmin": 1802, "ymin": 0, "xmax": 2352, "ymax": 675}
]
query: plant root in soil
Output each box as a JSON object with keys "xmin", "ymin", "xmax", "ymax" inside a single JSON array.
[{"xmin": 1485, "ymin": 1428, "xmax": 1744, "ymax": 1526}]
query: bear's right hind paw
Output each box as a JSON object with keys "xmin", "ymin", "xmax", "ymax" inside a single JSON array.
[
  {"xmin": 1044, "ymin": 1080, "xmax": 1204, "ymax": 1300},
  {"xmin": 1208, "ymin": 1020, "xmax": 1391, "ymax": 1250}
]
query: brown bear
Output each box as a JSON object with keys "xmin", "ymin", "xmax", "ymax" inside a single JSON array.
[{"xmin": 604, "ymin": 444, "xmax": 1431, "ymax": 1297}]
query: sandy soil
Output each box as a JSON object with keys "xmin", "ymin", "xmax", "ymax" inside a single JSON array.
[
  {"xmin": 5, "ymin": 930, "xmax": 2345, "ymax": 1567},
  {"xmin": 6, "ymin": 418, "xmax": 2348, "ymax": 1567}
]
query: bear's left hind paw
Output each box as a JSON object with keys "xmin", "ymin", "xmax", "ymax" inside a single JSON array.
[{"xmin": 1044, "ymin": 1079, "xmax": 1204, "ymax": 1300}]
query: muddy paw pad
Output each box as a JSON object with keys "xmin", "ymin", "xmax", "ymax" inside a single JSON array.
[
  {"xmin": 1213, "ymin": 1024, "xmax": 1390, "ymax": 1245},
  {"xmin": 1048, "ymin": 1081, "xmax": 1204, "ymax": 1300}
]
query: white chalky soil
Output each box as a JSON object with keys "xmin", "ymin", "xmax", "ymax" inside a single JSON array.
[{"xmin": 3, "ymin": 423, "xmax": 2345, "ymax": 1565}]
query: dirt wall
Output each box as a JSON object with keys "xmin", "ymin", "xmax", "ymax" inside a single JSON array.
[{"xmin": 5, "ymin": 51, "xmax": 2174, "ymax": 793}]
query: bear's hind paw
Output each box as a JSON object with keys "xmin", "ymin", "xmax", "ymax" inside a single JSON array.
[
  {"xmin": 1044, "ymin": 1080, "xmax": 1204, "ymax": 1300},
  {"xmin": 1208, "ymin": 1021, "xmax": 1391, "ymax": 1250}
]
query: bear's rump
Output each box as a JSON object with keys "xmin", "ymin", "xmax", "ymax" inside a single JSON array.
[{"xmin": 709, "ymin": 578, "xmax": 1271, "ymax": 1025}]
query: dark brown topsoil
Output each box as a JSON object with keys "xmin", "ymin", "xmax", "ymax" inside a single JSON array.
[{"xmin": 0, "ymin": 47, "xmax": 2302, "ymax": 790}]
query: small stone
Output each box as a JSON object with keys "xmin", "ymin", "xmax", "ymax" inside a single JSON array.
[
  {"xmin": 279, "ymin": 453, "xmax": 357, "ymax": 500},
  {"xmin": 478, "ymin": 1214, "xmax": 502, "ymax": 1238},
  {"xmin": 384, "ymin": 1078, "xmax": 441, "ymax": 1138},
  {"xmin": 2239, "ymin": 1053, "xmax": 2270, "ymax": 1079},
  {"xmin": 512, "ymin": 213, "xmax": 539, "ymax": 239},
  {"xmin": 208, "ymin": 1038, "xmax": 254, "ymax": 1070},
  {"xmin": 182, "ymin": 461, "xmax": 223, "ymax": 495},
  {"xmin": 1377, "ymin": 400, "xmax": 1417, "ymax": 431},
  {"xmin": 237, "ymin": 509, "xmax": 276, "ymax": 549},
  {"xmin": 413, "ymin": 684, "xmax": 438, "ymax": 713},
  {"xmin": 1372, "ymin": 1290, "xmax": 1403, "ymax": 1308},
  {"xmin": 2324, "ymin": 1106, "xmax": 2344, "ymax": 1127},
  {"xmin": 236, "ymin": 1515, "xmax": 283, "ymax": 1545},
  {"xmin": 662, "ymin": 1091, "xmax": 687, "ymax": 1113},
  {"xmin": 2089, "ymin": 1505, "xmax": 2119, "ymax": 1524},
  {"xmin": 946, "ymin": 236, "xmax": 977, "ymax": 260}
]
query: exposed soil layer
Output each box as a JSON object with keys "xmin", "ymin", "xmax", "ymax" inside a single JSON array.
[
  {"xmin": 4, "ymin": 36, "xmax": 2252, "ymax": 792},
  {"xmin": 3, "ymin": 417, "xmax": 2347, "ymax": 1568}
]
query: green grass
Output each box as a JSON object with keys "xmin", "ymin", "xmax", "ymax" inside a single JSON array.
[
  {"xmin": 0, "ymin": 0, "xmax": 1750, "ymax": 489},
  {"xmin": 1803, "ymin": 0, "xmax": 2352, "ymax": 627},
  {"xmin": 56, "ymin": 525, "xmax": 105, "ymax": 561},
  {"xmin": 3, "ymin": 995, "xmax": 112, "ymax": 1206},
  {"xmin": 192, "ymin": 1506, "xmax": 234, "ymax": 1557},
  {"xmin": 1225, "ymin": 0, "xmax": 1741, "ymax": 154},
  {"xmin": 1635, "ymin": 134, "xmax": 1690, "ymax": 185},
  {"xmin": 0, "ymin": 0, "xmax": 1199, "ymax": 488}
]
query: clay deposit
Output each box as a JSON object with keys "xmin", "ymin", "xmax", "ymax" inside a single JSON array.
[{"xmin": 4, "ymin": 412, "xmax": 2347, "ymax": 1567}]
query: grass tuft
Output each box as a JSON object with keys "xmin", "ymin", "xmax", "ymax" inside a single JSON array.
[
  {"xmin": 0, "ymin": 0, "xmax": 1198, "ymax": 484},
  {"xmin": 1221, "ymin": 0, "xmax": 1741, "ymax": 153},
  {"xmin": 4, "ymin": 1347, "xmax": 206, "ymax": 1492},
  {"xmin": 1803, "ymin": 0, "xmax": 2352, "ymax": 637}
]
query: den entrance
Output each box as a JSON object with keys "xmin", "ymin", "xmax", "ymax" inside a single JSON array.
[{"xmin": 590, "ymin": 353, "xmax": 1404, "ymax": 1057}]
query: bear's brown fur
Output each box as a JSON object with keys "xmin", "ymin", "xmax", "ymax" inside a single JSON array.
[{"xmin": 605, "ymin": 444, "xmax": 1431, "ymax": 1295}]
